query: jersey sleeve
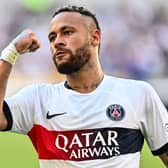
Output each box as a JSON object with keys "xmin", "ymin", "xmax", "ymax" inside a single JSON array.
[
  {"xmin": 140, "ymin": 82, "xmax": 168, "ymax": 155},
  {"xmin": 4, "ymin": 84, "xmax": 38, "ymax": 134}
]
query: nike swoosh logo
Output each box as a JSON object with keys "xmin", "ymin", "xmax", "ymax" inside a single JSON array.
[{"xmin": 46, "ymin": 111, "xmax": 67, "ymax": 119}]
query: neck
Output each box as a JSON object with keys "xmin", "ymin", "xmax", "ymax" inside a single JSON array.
[{"xmin": 65, "ymin": 61, "xmax": 104, "ymax": 93}]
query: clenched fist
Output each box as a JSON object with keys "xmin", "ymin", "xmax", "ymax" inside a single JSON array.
[{"xmin": 12, "ymin": 29, "xmax": 41, "ymax": 54}]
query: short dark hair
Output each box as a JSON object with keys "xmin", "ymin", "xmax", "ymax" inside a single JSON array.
[{"xmin": 52, "ymin": 5, "xmax": 100, "ymax": 31}]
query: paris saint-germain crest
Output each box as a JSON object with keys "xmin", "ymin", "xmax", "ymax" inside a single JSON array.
[{"xmin": 106, "ymin": 104, "xmax": 125, "ymax": 121}]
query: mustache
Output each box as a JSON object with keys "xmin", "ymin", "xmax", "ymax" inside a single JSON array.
[{"xmin": 54, "ymin": 47, "xmax": 72, "ymax": 56}]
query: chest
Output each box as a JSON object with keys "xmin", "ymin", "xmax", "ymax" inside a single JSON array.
[
  {"xmin": 29, "ymin": 91, "xmax": 144, "ymax": 162},
  {"xmin": 37, "ymin": 91, "xmax": 143, "ymax": 130}
]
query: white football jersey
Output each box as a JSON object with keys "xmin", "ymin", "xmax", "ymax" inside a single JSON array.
[{"xmin": 5, "ymin": 75, "xmax": 168, "ymax": 168}]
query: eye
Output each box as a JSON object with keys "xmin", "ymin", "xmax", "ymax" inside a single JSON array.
[
  {"xmin": 63, "ymin": 30, "xmax": 73, "ymax": 36},
  {"xmin": 48, "ymin": 35, "xmax": 56, "ymax": 42}
]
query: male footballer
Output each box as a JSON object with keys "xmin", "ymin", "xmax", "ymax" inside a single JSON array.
[{"xmin": 0, "ymin": 5, "xmax": 168, "ymax": 168}]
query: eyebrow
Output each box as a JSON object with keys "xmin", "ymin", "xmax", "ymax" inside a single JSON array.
[{"xmin": 48, "ymin": 25, "xmax": 75, "ymax": 38}]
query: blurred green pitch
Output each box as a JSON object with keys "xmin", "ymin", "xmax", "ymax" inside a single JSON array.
[{"xmin": 0, "ymin": 132, "xmax": 165, "ymax": 168}]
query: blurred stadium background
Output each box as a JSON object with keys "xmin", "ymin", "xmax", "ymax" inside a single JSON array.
[{"xmin": 0, "ymin": 0, "xmax": 168, "ymax": 167}]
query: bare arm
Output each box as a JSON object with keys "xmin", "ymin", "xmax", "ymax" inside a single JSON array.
[
  {"xmin": 0, "ymin": 29, "xmax": 40, "ymax": 130},
  {"xmin": 0, "ymin": 61, "xmax": 12, "ymax": 130},
  {"xmin": 160, "ymin": 151, "xmax": 168, "ymax": 167}
]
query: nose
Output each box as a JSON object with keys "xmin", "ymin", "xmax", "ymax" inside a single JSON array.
[{"xmin": 54, "ymin": 35, "xmax": 65, "ymax": 48}]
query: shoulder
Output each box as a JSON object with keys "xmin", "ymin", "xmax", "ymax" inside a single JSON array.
[
  {"xmin": 105, "ymin": 74, "xmax": 152, "ymax": 90},
  {"xmin": 103, "ymin": 75, "xmax": 156, "ymax": 100},
  {"xmin": 31, "ymin": 81, "xmax": 65, "ymax": 94},
  {"xmin": 15, "ymin": 81, "xmax": 65, "ymax": 97}
]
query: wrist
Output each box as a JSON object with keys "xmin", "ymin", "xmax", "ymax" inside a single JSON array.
[{"xmin": 0, "ymin": 43, "xmax": 20, "ymax": 65}]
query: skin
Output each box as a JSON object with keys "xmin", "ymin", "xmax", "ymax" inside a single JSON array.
[
  {"xmin": 0, "ymin": 29, "xmax": 40, "ymax": 131},
  {"xmin": 160, "ymin": 152, "xmax": 168, "ymax": 167},
  {"xmin": 0, "ymin": 11, "xmax": 167, "ymax": 166},
  {"xmin": 48, "ymin": 12, "xmax": 103, "ymax": 93}
]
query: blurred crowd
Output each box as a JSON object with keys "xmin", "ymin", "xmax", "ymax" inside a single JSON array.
[
  {"xmin": 1, "ymin": 0, "xmax": 168, "ymax": 81},
  {"xmin": 98, "ymin": 1, "xmax": 168, "ymax": 80}
]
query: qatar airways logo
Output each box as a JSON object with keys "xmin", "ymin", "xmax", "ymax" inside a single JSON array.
[{"xmin": 55, "ymin": 129, "xmax": 120, "ymax": 160}]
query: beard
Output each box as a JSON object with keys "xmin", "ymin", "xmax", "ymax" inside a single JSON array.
[{"xmin": 53, "ymin": 42, "xmax": 91, "ymax": 74}]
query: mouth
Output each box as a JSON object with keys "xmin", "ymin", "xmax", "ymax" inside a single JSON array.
[
  {"xmin": 55, "ymin": 50, "xmax": 69, "ymax": 58},
  {"xmin": 53, "ymin": 50, "xmax": 70, "ymax": 63}
]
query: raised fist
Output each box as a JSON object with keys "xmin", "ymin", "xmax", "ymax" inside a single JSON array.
[{"xmin": 12, "ymin": 29, "xmax": 41, "ymax": 54}]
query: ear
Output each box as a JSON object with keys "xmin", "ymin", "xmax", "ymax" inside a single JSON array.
[{"xmin": 90, "ymin": 30, "xmax": 101, "ymax": 47}]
